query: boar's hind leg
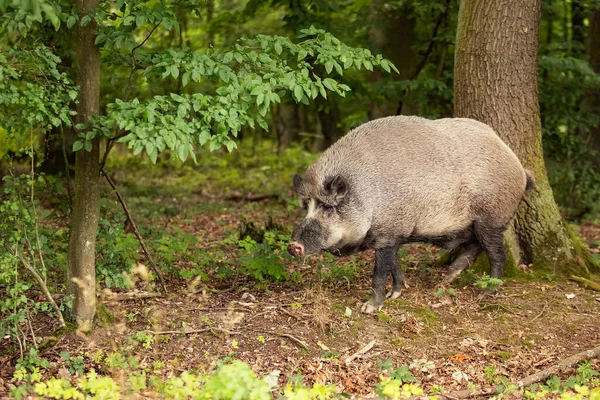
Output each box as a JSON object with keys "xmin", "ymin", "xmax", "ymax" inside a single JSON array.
[
  {"xmin": 475, "ymin": 223, "xmax": 508, "ymax": 281},
  {"xmin": 388, "ymin": 254, "xmax": 404, "ymax": 299},
  {"xmin": 361, "ymin": 245, "xmax": 401, "ymax": 314},
  {"xmin": 442, "ymin": 242, "xmax": 482, "ymax": 285}
]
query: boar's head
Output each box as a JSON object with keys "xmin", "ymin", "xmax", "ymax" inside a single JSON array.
[{"xmin": 288, "ymin": 173, "xmax": 370, "ymax": 257}]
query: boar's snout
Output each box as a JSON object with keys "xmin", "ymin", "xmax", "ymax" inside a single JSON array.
[{"xmin": 287, "ymin": 242, "xmax": 305, "ymax": 257}]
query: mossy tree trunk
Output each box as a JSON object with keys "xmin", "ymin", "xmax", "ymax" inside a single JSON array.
[
  {"xmin": 454, "ymin": 0, "xmax": 597, "ymax": 277},
  {"xmin": 66, "ymin": 0, "xmax": 101, "ymax": 327}
]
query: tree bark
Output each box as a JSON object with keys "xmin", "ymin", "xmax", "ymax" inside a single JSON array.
[
  {"xmin": 67, "ymin": 0, "xmax": 101, "ymax": 327},
  {"xmin": 454, "ymin": 0, "xmax": 597, "ymax": 276},
  {"xmin": 571, "ymin": 0, "xmax": 586, "ymax": 49},
  {"xmin": 587, "ymin": 10, "xmax": 600, "ymax": 165}
]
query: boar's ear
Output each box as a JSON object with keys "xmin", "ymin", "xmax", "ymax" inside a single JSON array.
[
  {"xmin": 325, "ymin": 175, "xmax": 348, "ymax": 202},
  {"xmin": 293, "ymin": 174, "xmax": 308, "ymax": 195}
]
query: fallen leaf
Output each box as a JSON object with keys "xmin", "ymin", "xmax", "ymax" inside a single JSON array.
[{"xmin": 450, "ymin": 354, "xmax": 471, "ymax": 363}]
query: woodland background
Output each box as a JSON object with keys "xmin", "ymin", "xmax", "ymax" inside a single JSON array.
[{"xmin": 1, "ymin": 0, "xmax": 600, "ymax": 398}]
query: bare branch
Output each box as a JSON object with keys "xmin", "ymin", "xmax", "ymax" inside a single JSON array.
[
  {"xmin": 101, "ymin": 169, "xmax": 168, "ymax": 293},
  {"xmin": 9, "ymin": 246, "xmax": 65, "ymax": 328}
]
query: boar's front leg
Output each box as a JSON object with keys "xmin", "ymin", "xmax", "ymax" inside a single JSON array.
[{"xmin": 361, "ymin": 245, "xmax": 402, "ymax": 314}]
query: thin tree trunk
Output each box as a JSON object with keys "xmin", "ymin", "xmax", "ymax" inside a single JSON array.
[
  {"xmin": 587, "ymin": 10, "xmax": 600, "ymax": 165},
  {"xmin": 368, "ymin": 0, "xmax": 418, "ymax": 118},
  {"xmin": 454, "ymin": 0, "xmax": 597, "ymax": 276},
  {"xmin": 315, "ymin": 95, "xmax": 342, "ymax": 150},
  {"xmin": 571, "ymin": 0, "xmax": 586, "ymax": 49},
  {"xmin": 67, "ymin": 0, "xmax": 101, "ymax": 327}
]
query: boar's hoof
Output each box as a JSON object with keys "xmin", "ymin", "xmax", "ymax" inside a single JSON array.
[
  {"xmin": 386, "ymin": 290, "xmax": 402, "ymax": 300},
  {"xmin": 287, "ymin": 242, "xmax": 304, "ymax": 257},
  {"xmin": 361, "ymin": 301, "xmax": 383, "ymax": 314}
]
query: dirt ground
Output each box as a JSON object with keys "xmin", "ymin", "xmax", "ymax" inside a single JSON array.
[{"xmin": 1, "ymin": 198, "xmax": 599, "ymax": 398}]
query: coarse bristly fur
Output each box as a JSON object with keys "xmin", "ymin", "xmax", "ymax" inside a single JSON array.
[{"xmin": 290, "ymin": 116, "xmax": 534, "ymax": 312}]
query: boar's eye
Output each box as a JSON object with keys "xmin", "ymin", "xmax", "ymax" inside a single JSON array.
[
  {"xmin": 320, "ymin": 204, "xmax": 335, "ymax": 216},
  {"xmin": 301, "ymin": 200, "xmax": 309, "ymax": 210}
]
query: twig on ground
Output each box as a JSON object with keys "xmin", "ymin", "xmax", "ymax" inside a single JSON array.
[
  {"xmin": 145, "ymin": 327, "xmax": 240, "ymax": 336},
  {"xmin": 200, "ymin": 189, "xmax": 279, "ymax": 202},
  {"xmin": 530, "ymin": 302, "xmax": 548, "ymax": 322},
  {"xmin": 257, "ymin": 330, "xmax": 309, "ymax": 350},
  {"xmin": 101, "ymin": 169, "xmax": 167, "ymax": 293},
  {"xmin": 570, "ymin": 275, "xmax": 600, "ymax": 291},
  {"xmin": 278, "ymin": 307, "xmax": 303, "ymax": 321},
  {"xmin": 344, "ymin": 340, "xmax": 376, "ymax": 365},
  {"xmin": 102, "ymin": 291, "xmax": 164, "ymax": 301}
]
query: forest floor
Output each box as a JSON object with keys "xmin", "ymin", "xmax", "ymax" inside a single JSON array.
[{"xmin": 1, "ymin": 149, "xmax": 600, "ymax": 399}]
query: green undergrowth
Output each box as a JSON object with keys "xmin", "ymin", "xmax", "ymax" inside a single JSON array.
[
  {"xmin": 9, "ymin": 352, "xmax": 599, "ymax": 399},
  {"xmin": 105, "ymin": 139, "xmax": 318, "ymax": 199}
]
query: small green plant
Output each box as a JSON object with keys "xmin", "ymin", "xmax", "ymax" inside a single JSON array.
[
  {"xmin": 15, "ymin": 348, "xmax": 50, "ymax": 372},
  {"xmin": 378, "ymin": 359, "xmax": 417, "ymax": 383},
  {"xmin": 474, "ymin": 273, "xmax": 504, "ymax": 290},
  {"xmin": 124, "ymin": 311, "xmax": 137, "ymax": 323},
  {"xmin": 131, "ymin": 332, "xmax": 154, "ymax": 349},
  {"xmin": 436, "ymin": 287, "xmax": 457, "ymax": 297},
  {"xmin": 409, "ymin": 358, "xmax": 435, "ymax": 373},
  {"xmin": 153, "ymin": 360, "xmax": 165, "ymax": 369},
  {"xmin": 60, "ymin": 352, "xmax": 85, "ymax": 376},
  {"xmin": 237, "ymin": 230, "xmax": 293, "ymax": 282},
  {"xmin": 256, "ymin": 335, "xmax": 266, "ymax": 344},
  {"xmin": 484, "ymin": 365, "xmax": 497, "ymax": 383}
]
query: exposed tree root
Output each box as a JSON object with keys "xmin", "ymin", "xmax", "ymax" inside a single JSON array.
[{"xmin": 570, "ymin": 275, "xmax": 600, "ymax": 291}]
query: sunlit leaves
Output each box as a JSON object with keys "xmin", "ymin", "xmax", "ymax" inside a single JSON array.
[
  {"xmin": 0, "ymin": 45, "xmax": 77, "ymax": 141},
  {"xmin": 98, "ymin": 26, "xmax": 397, "ymax": 163}
]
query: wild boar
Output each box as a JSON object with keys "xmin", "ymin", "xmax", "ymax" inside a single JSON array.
[{"xmin": 287, "ymin": 116, "xmax": 534, "ymax": 313}]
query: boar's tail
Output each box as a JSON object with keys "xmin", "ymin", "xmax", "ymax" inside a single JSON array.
[{"xmin": 524, "ymin": 169, "xmax": 536, "ymax": 191}]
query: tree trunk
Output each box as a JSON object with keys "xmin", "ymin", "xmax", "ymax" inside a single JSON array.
[
  {"xmin": 368, "ymin": 0, "xmax": 418, "ymax": 118},
  {"xmin": 587, "ymin": 10, "xmax": 600, "ymax": 165},
  {"xmin": 454, "ymin": 0, "xmax": 597, "ymax": 276},
  {"xmin": 67, "ymin": 0, "xmax": 101, "ymax": 327},
  {"xmin": 315, "ymin": 95, "xmax": 342, "ymax": 150},
  {"xmin": 571, "ymin": 0, "xmax": 586, "ymax": 50}
]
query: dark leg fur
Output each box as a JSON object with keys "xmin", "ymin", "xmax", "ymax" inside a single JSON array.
[
  {"xmin": 474, "ymin": 223, "xmax": 508, "ymax": 279},
  {"xmin": 362, "ymin": 245, "xmax": 400, "ymax": 313},
  {"xmin": 442, "ymin": 242, "xmax": 482, "ymax": 284}
]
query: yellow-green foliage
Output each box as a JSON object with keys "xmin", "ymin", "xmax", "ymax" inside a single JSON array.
[{"xmin": 0, "ymin": 128, "xmax": 26, "ymax": 159}]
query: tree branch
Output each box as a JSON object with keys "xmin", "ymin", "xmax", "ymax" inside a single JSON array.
[
  {"xmin": 101, "ymin": 169, "xmax": 168, "ymax": 293},
  {"xmin": 9, "ymin": 246, "xmax": 65, "ymax": 328}
]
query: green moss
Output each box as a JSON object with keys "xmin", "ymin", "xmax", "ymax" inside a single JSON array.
[
  {"xmin": 38, "ymin": 323, "xmax": 78, "ymax": 352},
  {"xmin": 95, "ymin": 302, "xmax": 115, "ymax": 326},
  {"xmin": 377, "ymin": 312, "xmax": 392, "ymax": 323},
  {"xmin": 491, "ymin": 351, "xmax": 513, "ymax": 360},
  {"xmin": 388, "ymin": 299, "xmax": 439, "ymax": 325}
]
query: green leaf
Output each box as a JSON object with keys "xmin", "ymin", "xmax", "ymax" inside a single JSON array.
[
  {"xmin": 72, "ymin": 141, "xmax": 83, "ymax": 152},
  {"xmin": 170, "ymin": 93, "xmax": 185, "ymax": 103},
  {"xmin": 177, "ymin": 144, "xmax": 188, "ymax": 162},
  {"xmin": 274, "ymin": 41, "xmax": 283, "ymax": 55},
  {"xmin": 323, "ymin": 78, "xmax": 337, "ymax": 91},
  {"xmin": 325, "ymin": 61, "xmax": 333, "ymax": 74},
  {"xmin": 94, "ymin": 34, "xmax": 106, "ymax": 45},
  {"xmin": 84, "ymin": 141, "xmax": 92, "ymax": 152},
  {"xmin": 297, "ymin": 49, "xmax": 308, "ymax": 61},
  {"xmin": 67, "ymin": 15, "xmax": 77, "ymax": 29},
  {"xmin": 256, "ymin": 93, "xmax": 264, "ymax": 106},
  {"xmin": 293, "ymin": 85, "xmax": 303, "ymax": 102}
]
